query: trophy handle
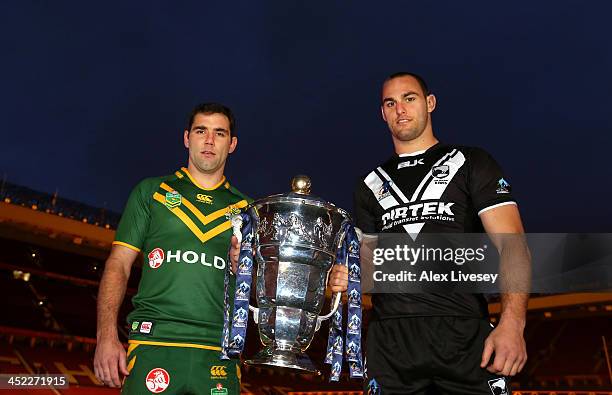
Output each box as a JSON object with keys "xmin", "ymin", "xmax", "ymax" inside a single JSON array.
[
  {"xmin": 314, "ymin": 218, "xmax": 351, "ymax": 332},
  {"xmin": 314, "ymin": 291, "xmax": 341, "ymax": 332},
  {"xmin": 249, "ymin": 305, "xmax": 260, "ymax": 324}
]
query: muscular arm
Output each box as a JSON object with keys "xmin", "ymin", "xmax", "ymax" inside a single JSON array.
[
  {"xmin": 94, "ymin": 245, "xmax": 139, "ymax": 387},
  {"xmin": 479, "ymin": 204, "xmax": 530, "ymax": 376}
]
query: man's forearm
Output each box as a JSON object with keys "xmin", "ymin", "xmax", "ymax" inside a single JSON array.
[
  {"xmin": 498, "ymin": 236, "xmax": 531, "ymax": 327},
  {"xmin": 96, "ymin": 259, "xmax": 129, "ymax": 340},
  {"xmin": 499, "ymin": 293, "xmax": 528, "ymax": 328}
]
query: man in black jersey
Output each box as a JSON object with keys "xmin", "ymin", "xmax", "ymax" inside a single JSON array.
[{"xmin": 356, "ymin": 72, "xmax": 530, "ymax": 394}]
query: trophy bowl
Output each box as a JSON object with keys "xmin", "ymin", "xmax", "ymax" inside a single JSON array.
[{"xmin": 240, "ymin": 176, "xmax": 351, "ymax": 374}]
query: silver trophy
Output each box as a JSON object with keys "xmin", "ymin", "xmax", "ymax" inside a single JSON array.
[{"xmin": 232, "ymin": 175, "xmax": 351, "ymax": 374}]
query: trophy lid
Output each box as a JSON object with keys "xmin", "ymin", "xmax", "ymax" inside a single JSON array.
[
  {"xmin": 250, "ymin": 175, "xmax": 351, "ymax": 221},
  {"xmin": 291, "ymin": 175, "xmax": 311, "ymax": 195}
]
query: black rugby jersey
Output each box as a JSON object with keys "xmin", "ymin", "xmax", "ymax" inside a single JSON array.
[{"xmin": 354, "ymin": 143, "xmax": 516, "ymax": 319}]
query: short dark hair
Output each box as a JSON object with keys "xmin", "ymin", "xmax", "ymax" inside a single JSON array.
[
  {"xmin": 384, "ymin": 72, "xmax": 430, "ymax": 96},
  {"xmin": 187, "ymin": 102, "xmax": 236, "ymax": 137}
]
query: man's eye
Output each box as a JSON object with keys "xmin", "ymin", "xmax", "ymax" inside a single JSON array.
[
  {"xmin": 216, "ymin": 132, "xmax": 225, "ymax": 137},
  {"xmin": 386, "ymin": 102, "xmax": 395, "ymax": 107},
  {"xmin": 406, "ymin": 97, "xmax": 415, "ymax": 102}
]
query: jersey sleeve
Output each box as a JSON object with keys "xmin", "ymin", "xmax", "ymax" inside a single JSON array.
[
  {"xmin": 353, "ymin": 178, "xmax": 377, "ymax": 234},
  {"xmin": 468, "ymin": 147, "xmax": 517, "ymax": 215},
  {"xmin": 113, "ymin": 178, "xmax": 157, "ymax": 252}
]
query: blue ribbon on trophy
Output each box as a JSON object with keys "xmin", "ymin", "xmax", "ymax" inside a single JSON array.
[
  {"xmin": 221, "ymin": 212, "xmax": 254, "ymax": 359},
  {"xmin": 325, "ymin": 223, "xmax": 363, "ymax": 381}
]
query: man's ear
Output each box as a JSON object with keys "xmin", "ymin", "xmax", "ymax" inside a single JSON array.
[
  {"xmin": 183, "ymin": 130, "xmax": 190, "ymax": 148},
  {"xmin": 228, "ymin": 136, "xmax": 238, "ymax": 154},
  {"xmin": 427, "ymin": 94, "xmax": 437, "ymax": 113}
]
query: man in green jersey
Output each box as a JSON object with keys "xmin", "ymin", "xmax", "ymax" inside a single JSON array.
[{"xmin": 94, "ymin": 103, "xmax": 250, "ymax": 394}]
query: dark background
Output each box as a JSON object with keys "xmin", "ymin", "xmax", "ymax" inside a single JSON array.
[{"xmin": 1, "ymin": 1, "xmax": 610, "ymax": 232}]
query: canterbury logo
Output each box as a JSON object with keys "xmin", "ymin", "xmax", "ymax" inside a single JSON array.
[
  {"xmin": 210, "ymin": 366, "xmax": 227, "ymax": 377},
  {"xmin": 196, "ymin": 194, "xmax": 213, "ymax": 204}
]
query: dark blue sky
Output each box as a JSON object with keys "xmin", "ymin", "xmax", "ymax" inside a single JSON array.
[{"xmin": 1, "ymin": 1, "xmax": 611, "ymax": 231}]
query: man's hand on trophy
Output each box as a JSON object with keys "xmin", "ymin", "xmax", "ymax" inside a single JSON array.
[
  {"xmin": 329, "ymin": 265, "xmax": 349, "ymax": 293},
  {"xmin": 229, "ymin": 235, "xmax": 240, "ymax": 274}
]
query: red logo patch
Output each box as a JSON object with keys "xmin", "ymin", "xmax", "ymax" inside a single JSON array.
[
  {"xmin": 216, "ymin": 383, "xmax": 223, "ymax": 390},
  {"xmin": 140, "ymin": 322, "xmax": 152, "ymax": 333},
  {"xmin": 145, "ymin": 368, "xmax": 170, "ymax": 393},
  {"xmin": 148, "ymin": 248, "xmax": 165, "ymax": 269}
]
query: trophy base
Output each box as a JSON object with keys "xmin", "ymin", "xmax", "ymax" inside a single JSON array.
[{"xmin": 245, "ymin": 347, "xmax": 321, "ymax": 375}]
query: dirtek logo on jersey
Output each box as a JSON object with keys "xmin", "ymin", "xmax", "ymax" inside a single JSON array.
[
  {"xmin": 147, "ymin": 248, "xmax": 226, "ymax": 270},
  {"xmin": 381, "ymin": 201, "xmax": 455, "ymax": 230},
  {"xmin": 145, "ymin": 368, "xmax": 170, "ymax": 393}
]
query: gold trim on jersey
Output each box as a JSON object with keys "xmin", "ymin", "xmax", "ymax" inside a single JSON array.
[
  {"xmin": 152, "ymin": 192, "xmax": 236, "ymax": 243},
  {"xmin": 128, "ymin": 339, "xmax": 222, "ymax": 351},
  {"xmin": 180, "ymin": 167, "xmax": 226, "ymax": 191},
  {"xmin": 175, "ymin": 171, "xmax": 184, "ymax": 179},
  {"xmin": 127, "ymin": 343, "xmax": 139, "ymax": 357},
  {"xmin": 112, "ymin": 241, "xmax": 141, "ymax": 253},
  {"xmin": 126, "ymin": 355, "xmax": 137, "ymax": 374},
  {"xmin": 159, "ymin": 182, "xmax": 247, "ymax": 226}
]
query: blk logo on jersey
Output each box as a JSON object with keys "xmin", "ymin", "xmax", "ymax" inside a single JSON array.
[
  {"xmin": 488, "ymin": 377, "xmax": 509, "ymax": 395},
  {"xmin": 398, "ymin": 158, "xmax": 425, "ymax": 169},
  {"xmin": 148, "ymin": 248, "xmax": 165, "ymax": 269},
  {"xmin": 147, "ymin": 249, "xmax": 226, "ymax": 270},
  {"xmin": 381, "ymin": 201, "xmax": 455, "ymax": 230},
  {"xmin": 145, "ymin": 368, "xmax": 170, "ymax": 393}
]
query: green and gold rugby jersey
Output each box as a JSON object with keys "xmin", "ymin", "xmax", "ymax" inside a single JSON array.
[{"xmin": 113, "ymin": 167, "xmax": 251, "ymax": 350}]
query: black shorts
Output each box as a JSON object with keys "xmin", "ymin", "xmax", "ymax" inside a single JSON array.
[{"xmin": 364, "ymin": 317, "xmax": 511, "ymax": 395}]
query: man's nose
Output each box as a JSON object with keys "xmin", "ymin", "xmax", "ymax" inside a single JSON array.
[
  {"xmin": 395, "ymin": 102, "xmax": 407, "ymax": 115},
  {"xmin": 204, "ymin": 131, "xmax": 215, "ymax": 145}
]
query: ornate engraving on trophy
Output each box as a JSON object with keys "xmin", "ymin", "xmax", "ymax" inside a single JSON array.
[{"xmin": 258, "ymin": 212, "xmax": 334, "ymax": 250}]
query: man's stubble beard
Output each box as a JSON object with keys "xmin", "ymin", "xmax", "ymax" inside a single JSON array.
[
  {"xmin": 391, "ymin": 122, "xmax": 425, "ymax": 142},
  {"xmin": 191, "ymin": 152, "xmax": 223, "ymax": 175}
]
